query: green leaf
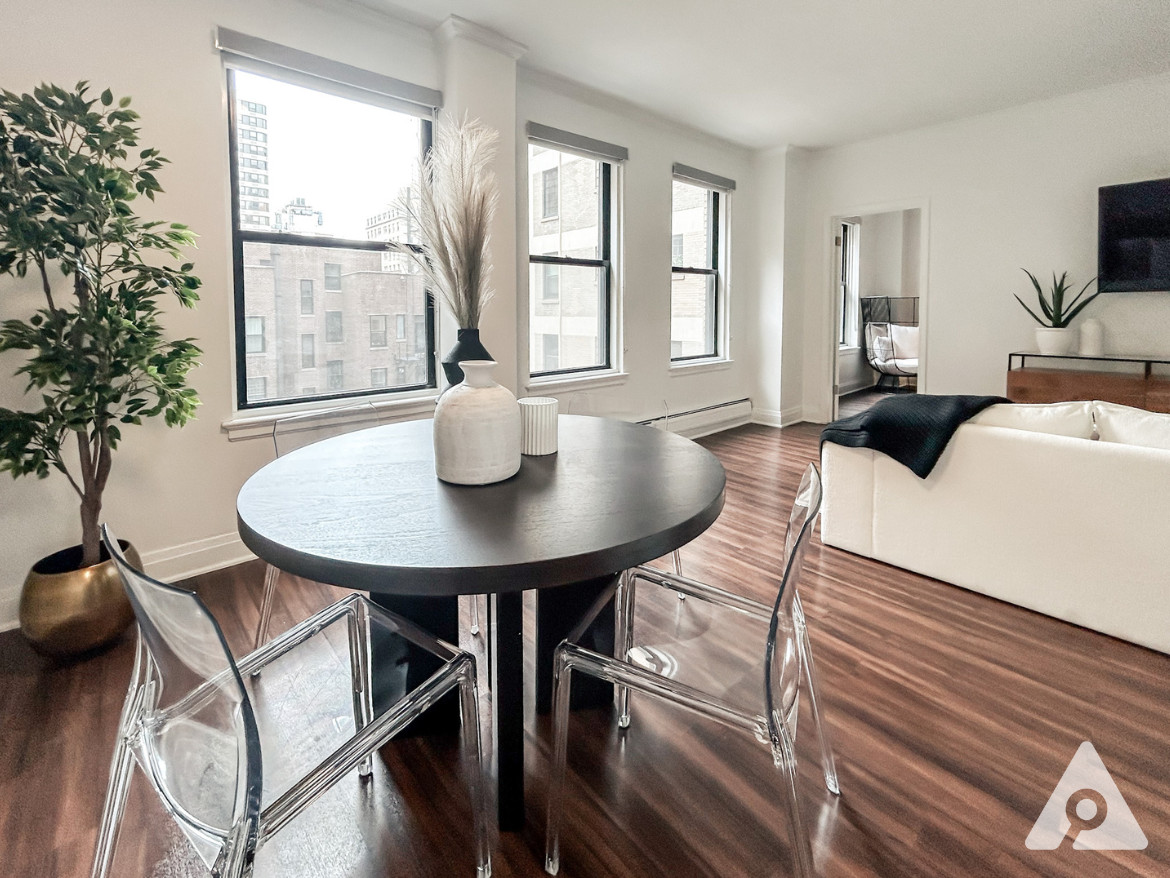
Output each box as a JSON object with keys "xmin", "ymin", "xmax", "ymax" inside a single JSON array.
[{"xmin": 100, "ymin": 88, "xmax": 113, "ymax": 107}]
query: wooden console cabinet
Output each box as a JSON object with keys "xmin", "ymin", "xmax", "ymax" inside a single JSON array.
[{"xmin": 1006, "ymin": 352, "xmax": 1170, "ymax": 413}]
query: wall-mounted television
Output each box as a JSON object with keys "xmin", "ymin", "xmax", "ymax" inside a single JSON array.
[{"xmin": 1099, "ymin": 176, "xmax": 1170, "ymax": 292}]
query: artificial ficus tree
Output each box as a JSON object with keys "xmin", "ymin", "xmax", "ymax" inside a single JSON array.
[{"xmin": 0, "ymin": 82, "xmax": 201, "ymax": 568}]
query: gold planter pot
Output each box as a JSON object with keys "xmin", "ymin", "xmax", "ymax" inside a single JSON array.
[{"xmin": 19, "ymin": 541, "xmax": 139, "ymax": 659}]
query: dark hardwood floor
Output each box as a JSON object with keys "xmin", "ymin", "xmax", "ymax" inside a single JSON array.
[{"xmin": 3, "ymin": 421, "xmax": 1168, "ymax": 877}]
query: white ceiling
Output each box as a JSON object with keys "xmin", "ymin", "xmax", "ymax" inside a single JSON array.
[{"xmin": 349, "ymin": 0, "xmax": 1170, "ymax": 150}]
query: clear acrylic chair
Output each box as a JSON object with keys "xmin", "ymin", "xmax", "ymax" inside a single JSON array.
[
  {"xmin": 253, "ymin": 402, "xmax": 385, "ymax": 650},
  {"xmin": 544, "ymin": 464, "xmax": 838, "ymax": 877},
  {"xmin": 93, "ymin": 525, "xmax": 491, "ymax": 878}
]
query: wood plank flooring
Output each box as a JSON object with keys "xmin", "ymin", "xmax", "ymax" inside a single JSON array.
[{"xmin": 2, "ymin": 421, "xmax": 1168, "ymax": 877}]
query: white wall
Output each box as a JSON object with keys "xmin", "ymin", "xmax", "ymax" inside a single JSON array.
[
  {"xmin": 785, "ymin": 71, "xmax": 1170, "ymax": 422},
  {"xmin": 0, "ymin": 1, "xmax": 759, "ymax": 628},
  {"xmin": 859, "ymin": 211, "xmax": 904, "ymax": 297},
  {"xmin": 516, "ymin": 71, "xmax": 758, "ymax": 424}
]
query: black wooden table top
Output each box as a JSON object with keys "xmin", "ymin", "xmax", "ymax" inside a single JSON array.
[{"xmin": 237, "ymin": 415, "xmax": 726, "ymax": 596}]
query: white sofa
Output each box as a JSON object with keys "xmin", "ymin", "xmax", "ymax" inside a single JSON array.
[{"xmin": 821, "ymin": 400, "xmax": 1170, "ymax": 654}]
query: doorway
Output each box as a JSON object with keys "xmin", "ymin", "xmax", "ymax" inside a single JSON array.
[{"xmin": 831, "ymin": 206, "xmax": 924, "ymax": 420}]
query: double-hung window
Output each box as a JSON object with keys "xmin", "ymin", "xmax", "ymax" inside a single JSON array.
[
  {"xmin": 219, "ymin": 28, "xmax": 440, "ymax": 408},
  {"xmin": 670, "ymin": 164, "xmax": 734, "ymax": 362},
  {"xmin": 527, "ymin": 123, "xmax": 627, "ymax": 378}
]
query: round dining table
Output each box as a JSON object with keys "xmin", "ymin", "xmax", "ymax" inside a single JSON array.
[{"xmin": 237, "ymin": 414, "xmax": 726, "ymax": 830}]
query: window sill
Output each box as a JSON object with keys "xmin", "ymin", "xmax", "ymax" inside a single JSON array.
[
  {"xmin": 839, "ymin": 345, "xmax": 860, "ymax": 353},
  {"xmin": 525, "ymin": 370, "xmax": 629, "ymax": 395},
  {"xmin": 221, "ymin": 390, "xmax": 438, "ymax": 441},
  {"xmin": 669, "ymin": 358, "xmax": 733, "ymax": 376}
]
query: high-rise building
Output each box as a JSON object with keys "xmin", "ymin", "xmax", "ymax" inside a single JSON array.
[{"xmin": 236, "ymin": 99, "xmax": 271, "ymax": 231}]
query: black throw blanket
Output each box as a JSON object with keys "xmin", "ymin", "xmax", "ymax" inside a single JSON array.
[{"xmin": 821, "ymin": 394, "xmax": 1009, "ymax": 478}]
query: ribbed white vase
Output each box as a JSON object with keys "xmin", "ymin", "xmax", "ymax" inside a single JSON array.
[{"xmin": 433, "ymin": 360, "xmax": 521, "ymax": 485}]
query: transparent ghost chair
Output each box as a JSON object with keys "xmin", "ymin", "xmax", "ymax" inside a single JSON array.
[
  {"xmin": 92, "ymin": 526, "xmax": 491, "ymax": 878},
  {"xmin": 544, "ymin": 464, "xmax": 838, "ymax": 878},
  {"xmin": 253, "ymin": 402, "xmax": 384, "ymax": 650}
]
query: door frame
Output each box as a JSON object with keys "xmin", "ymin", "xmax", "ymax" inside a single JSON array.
[{"xmin": 824, "ymin": 197, "xmax": 930, "ymax": 421}]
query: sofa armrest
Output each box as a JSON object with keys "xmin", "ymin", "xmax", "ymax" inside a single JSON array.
[{"xmin": 821, "ymin": 442, "xmax": 876, "ymax": 556}]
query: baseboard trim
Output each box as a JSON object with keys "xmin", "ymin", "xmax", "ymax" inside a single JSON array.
[
  {"xmin": 140, "ymin": 532, "xmax": 257, "ymax": 584},
  {"xmin": 640, "ymin": 399, "xmax": 753, "ymax": 439},
  {"xmin": 753, "ymin": 406, "xmax": 805, "ymax": 427}
]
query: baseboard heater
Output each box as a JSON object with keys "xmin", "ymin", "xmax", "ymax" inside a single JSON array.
[{"xmin": 637, "ymin": 398, "xmax": 752, "ymax": 439}]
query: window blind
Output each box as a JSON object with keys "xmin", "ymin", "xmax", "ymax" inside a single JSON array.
[
  {"xmin": 672, "ymin": 162, "xmax": 736, "ymax": 192},
  {"xmin": 215, "ymin": 27, "xmax": 442, "ymax": 118},
  {"xmin": 526, "ymin": 122, "xmax": 628, "ymax": 163}
]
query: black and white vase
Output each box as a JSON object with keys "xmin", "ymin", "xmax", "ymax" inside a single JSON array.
[{"xmin": 442, "ymin": 328, "xmax": 492, "ymax": 387}]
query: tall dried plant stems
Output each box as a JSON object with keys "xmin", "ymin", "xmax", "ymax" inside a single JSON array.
[{"xmin": 399, "ymin": 114, "xmax": 499, "ymax": 329}]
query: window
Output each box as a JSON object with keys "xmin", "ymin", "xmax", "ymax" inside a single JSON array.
[
  {"xmin": 528, "ymin": 139, "xmax": 618, "ymax": 377},
  {"xmin": 838, "ymin": 220, "xmax": 860, "ymax": 348},
  {"xmin": 228, "ymin": 65, "xmax": 435, "ymax": 408},
  {"xmin": 541, "ymin": 168, "xmax": 558, "ymax": 219},
  {"xmin": 245, "ymin": 316, "xmax": 265, "ymax": 353},
  {"xmin": 369, "ymin": 315, "xmax": 388, "ymax": 348},
  {"xmin": 670, "ymin": 172, "xmax": 730, "ymax": 361},
  {"xmin": 325, "ymin": 310, "xmax": 343, "ymax": 344},
  {"xmin": 541, "ymin": 263, "xmax": 559, "ymax": 302},
  {"xmin": 414, "ymin": 315, "xmax": 426, "ymax": 349},
  {"xmin": 324, "ymin": 262, "xmax": 342, "ymax": 292},
  {"xmin": 326, "ymin": 360, "xmax": 344, "ymax": 391},
  {"xmin": 370, "ymin": 367, "xmax": 388, "ymax": 388},
  {"xmin": 541, "ymin": 333, "xmax": 560, "ymax": 372},
  {"xmin": 395, "ymin": 313, "xmax": 407, "ymax": 340},
  {"xmin": 246, "ymin": 376, "xmax": 267, "ymax": 400}
]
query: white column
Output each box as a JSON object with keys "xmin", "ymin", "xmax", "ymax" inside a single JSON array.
[{"xmin": 434, "ymin": 16, "xmax": 526, "ymax": 393}]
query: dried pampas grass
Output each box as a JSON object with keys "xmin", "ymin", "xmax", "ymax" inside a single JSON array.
[{"xmin": 398, "ymin": 113, "xmax": 499, "ymax": 329}]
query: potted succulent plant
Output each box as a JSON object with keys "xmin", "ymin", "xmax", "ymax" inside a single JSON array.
[
  {"xmin": 1014, "ymin": 269, "xmax": 1099, "ymax": 355},
  {"xmin": 0, "ymin": 82, "xmax": 201, "ymax": 656}
]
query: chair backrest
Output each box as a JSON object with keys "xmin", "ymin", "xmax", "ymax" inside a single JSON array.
[
  {"xmin": 102, "ymin": 525, "xmax": 262, "ymax": 871},
  {"xmin": 272, "ymin": 401, "xmax": 381, "ymax": 457},
  {"xmin": 765, "ymin": 464, "xmax": 823, "ymax": 738}
]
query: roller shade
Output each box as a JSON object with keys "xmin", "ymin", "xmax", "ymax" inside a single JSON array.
[
  {"xmin": 216, "ymin": 27, "xmax": 442, "ymax": 118},
  {"xmin": 673, "ymin": 162, "xmax": 736, "ymax": 192},
  {"xmin": 526, "ymin": 122, "xmax": 628, "ymax": 163}
]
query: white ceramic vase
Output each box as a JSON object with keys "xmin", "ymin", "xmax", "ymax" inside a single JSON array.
[
  {"xmin": 1034, "ymin": 326, "xmax": 1076, "ymax": 355},
  {"xmin": 433, "ymin": 360, "xmax": 521, "ymax": 485}
]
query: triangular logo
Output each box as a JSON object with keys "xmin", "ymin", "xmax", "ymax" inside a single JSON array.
[{"xmin": 1025, "ymin": 741, "xmax": 1147, "ymax": 850}]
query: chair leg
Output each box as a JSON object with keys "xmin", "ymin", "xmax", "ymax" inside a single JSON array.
[
  {"xmin": 544, "ymin": 649, "xmax": 575, "ymax": 875},
  {"xmin": 253, "ymin": 564, "xmax": 280, "ymax": 655},
  {"xmin": 771, "ymin": 719, "xmax": 816, "ymax": 878},
  {"xmin": 614, "ymin": 572, "xmax": 636, "ymax": 729},
  {"xmin": 347, "ymin": 600, "xmax": 374, "ymax": 779},
  {"xmin": 796, "ymin": 598, "xmax": 840, "ymax": 796},
  {"xmin": 470, "ymin": 595, "xmax": 480, "ymax": 636},
  {"xmin": 455, "ymin": 658, "xmax": 492, "ymax": 878},
  {"xmin": 91, "ymin": 729, "xmax": 135, "ymax": 878},
  {"xmin": 671, "ymin": 550, "xmax": 685, "ymax": 601}
]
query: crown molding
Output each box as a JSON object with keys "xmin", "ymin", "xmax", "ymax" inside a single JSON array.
[{"xmin": 434, "ymin": 14, "xmax": 527, "ymax": 60}]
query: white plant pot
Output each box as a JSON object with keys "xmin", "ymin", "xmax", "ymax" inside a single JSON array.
[
  {"xmin": 433, "ymin": 360, "xmax": 521, "ymax": 485},
  {"xmin": 1035, "ymin": 326, "xmax": 1077, "ymax": 355}
]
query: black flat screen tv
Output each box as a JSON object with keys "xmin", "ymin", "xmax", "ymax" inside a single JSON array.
[{"xmin": 1099, "ymin": 176, "xmax": 1170, "ymax": 292}]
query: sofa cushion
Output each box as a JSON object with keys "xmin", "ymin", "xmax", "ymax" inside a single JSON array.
[
  {"xmin": 967, "ymin": 401, "xmax": 1094, "ymax": 439},
  {"xmin": 1093, "ymin": 401, "xmax": 1170, "ymax": 450}
]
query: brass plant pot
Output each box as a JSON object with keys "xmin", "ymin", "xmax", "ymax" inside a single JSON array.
[{"xmin": 19, "ymin": 541, "xmax": 139, "ymax": 659}]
